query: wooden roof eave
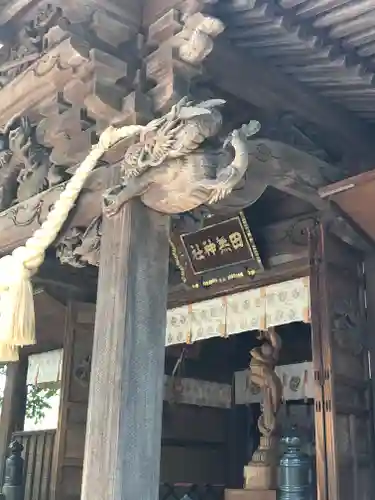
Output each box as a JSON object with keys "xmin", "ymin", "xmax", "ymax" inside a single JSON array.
[
  {"xmin": 203, "ymin": 37, "xmax": 375, "ymax": 170},
  {"xmin": 320, "ymin": 170, "xmax": 375, "ymax": 249}
]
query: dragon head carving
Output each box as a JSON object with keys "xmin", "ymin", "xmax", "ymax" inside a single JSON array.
[{"xmin": 122, "ymin": 98, "xmax": 226, "ymax": 179}]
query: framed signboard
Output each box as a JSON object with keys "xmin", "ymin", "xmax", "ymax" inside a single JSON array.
[{"xmin": 170, "ymin": 212, "xmax": 263, "ymax": 288}]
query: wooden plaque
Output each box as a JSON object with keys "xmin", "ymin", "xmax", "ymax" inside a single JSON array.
[{"xmin": 170, "ymin": 212, "xmax": 263, "ymax": 289}]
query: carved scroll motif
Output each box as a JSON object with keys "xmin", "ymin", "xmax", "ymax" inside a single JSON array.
[
  {"xmin": 73, "ymin": 355, "xmax": 91, "ymax": 387},
  {"xmin": 56, "ymin": 216, "xmax": 102, "ymax": 268},
  {"xmin": 145, "ymin": 8, "xmax": 224, "ymax": 114},
  {"xmin": 332, "ymin": 298, "xmax": 363, "ymax": 356},
  {"xmin": 0, "ymin": 4, "xmax": 63, "ymax": 89},
  {"xmin": 0, "ymin": 115, "xmax": 68, "ymax": 210}
]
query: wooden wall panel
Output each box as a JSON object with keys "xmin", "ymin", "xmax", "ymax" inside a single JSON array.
[
  {"xmin": 310, "ymin": 224, "xmax": 375, "ymax": 500},
  {"xmin": 50, "ymin": 301, "xmax": 94, "ymax": 500},
  {"xmin": 49, "ymin": 301, "xmax": 228, "ymax": 497}
]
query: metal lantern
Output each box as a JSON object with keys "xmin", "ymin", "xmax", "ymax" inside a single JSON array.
[
  {"xmin": 2, "ymin": 441, "xmax": 24, "ymax": 500},
  {"xmin": 279, "ymin": 428, "xmax": 311, "ymax": 500}
]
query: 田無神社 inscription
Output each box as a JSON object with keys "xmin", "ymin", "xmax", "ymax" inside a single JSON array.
[
  {"xmin": 171, "ymin": 213, "xmax": 263, "ymax": 288},
  {"xmin": 182, "ymin": 216, "xmax": 262, "ymax": 274}
]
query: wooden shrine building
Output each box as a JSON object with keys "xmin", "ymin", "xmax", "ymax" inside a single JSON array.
[{"xmin": 0, "ymin": 1, "xmax": 375, "ymax": 500}]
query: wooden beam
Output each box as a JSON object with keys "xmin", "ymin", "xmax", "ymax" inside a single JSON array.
[
  {"xmin": 81, "ymin": 187, "xmax": 170, "ymax": 500},
  {"xmin": 0, "ymin": 164, "xmax": 112, "ymax": 254},
  {"xmin": 35, "ymin": 258, "xmax": 98, "ymax": 302},
  {"xmin": 204, "ymin": 39, "xmax": 375, "ymax": 168},
  {"xmin": 0, "ymin": 358, "xmax": 28, "ymax": 484},
  {"xmin": 0, "ymin": 0, "xmax": 37, "ymax": 24},
  {"xmin": 168, "ymin": 258, "xmax": 309, "ymax": 309},
  {"xmin": 30, "ymin": 211, "xmax": 314, "ymax": 308}
]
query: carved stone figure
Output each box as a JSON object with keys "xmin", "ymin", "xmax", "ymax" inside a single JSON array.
[
  {"xmin": 244, "ymin": 328, "xmax": 283, "ymax": 491},
  {"xmin": 103, "ymin": 98, "xmax": 260, "ymax": 216}
]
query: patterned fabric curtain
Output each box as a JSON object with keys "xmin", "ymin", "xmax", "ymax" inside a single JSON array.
[
  {"xmin": 265, "ymin": 277, "xmax": 310, "ymax": 327},
  {"xmin": 166, "ymin": 277, "xmax": 310, "ymax": 346},
  {"xmin": 164, "ymin": 376, "xmax": 231, "ymax": 408},
  {"xmin": 235, "ymin": 361, "xmax": 314, "ymax": 405},
  {"xmin": 190, "ymin": 298, "xmax": 227, "ymax": 343},
  {"xmin": 166, "ymin": 306, "xmax": 191, "ymax": 346},
  {"xmin": 226, "ymin": 287, "xmax": 266, "ymax": 335}
]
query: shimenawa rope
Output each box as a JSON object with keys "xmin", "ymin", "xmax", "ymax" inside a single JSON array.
[{"xmin": 0, "ymin": 124, "xmax": 144, "ymax": 362}]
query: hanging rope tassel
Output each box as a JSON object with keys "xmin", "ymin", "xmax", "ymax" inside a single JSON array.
[
  {"xmin": 0, "ymin": 124, "xmax": 144, "ymax": 359},
  {"xmin": 0, "ymin": 342, "xmax": 19, "ymax": 362}
]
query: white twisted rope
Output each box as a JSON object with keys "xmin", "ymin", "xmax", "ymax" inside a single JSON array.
[{"xmin": 0, "ymin": 124, "xmax": 144, "ymax": 361}]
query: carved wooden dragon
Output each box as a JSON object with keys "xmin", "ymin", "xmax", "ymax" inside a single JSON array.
[
  {"xmin": 103, "ymin": 97, "xmax": 341, "ymax": 218},
  {"xmin": 103, "ymin": 98, "xmax": 261, "ymax": 216}
]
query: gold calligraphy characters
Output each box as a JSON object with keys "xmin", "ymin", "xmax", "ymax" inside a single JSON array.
[{"xmin": 189, "ymin": 231, "xmax": 245, "ymax": 261}]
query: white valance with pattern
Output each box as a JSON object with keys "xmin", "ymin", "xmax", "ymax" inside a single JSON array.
[{"xmin": 166, "ymin": 277, "xmax": 310, "ymax": 346}]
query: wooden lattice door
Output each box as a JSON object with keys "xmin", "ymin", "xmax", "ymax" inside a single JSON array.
[{"xmin": 309, "ymin": 223, "xmax": 375, "ymax": 500}]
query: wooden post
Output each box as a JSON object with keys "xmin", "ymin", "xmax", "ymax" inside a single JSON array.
[
  {"xmin": 364, "ymin": 255, "xmax": 375, "ymax": 468},
  {"xmin": 81, "ymin": 198, "xmax": 169, "ymax": 500},
  {"xmin": 0, "ymin": 358, "xmax": 27, "ymax": 485}
]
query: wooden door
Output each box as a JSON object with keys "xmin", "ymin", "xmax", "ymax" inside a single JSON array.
[
  {"xmin": 309, "ymin": 223, "xmax": 374, "ymax": 500},
  {"xmin": 50, "ymin": 301, "xmax": 95, "ymax": 500}
]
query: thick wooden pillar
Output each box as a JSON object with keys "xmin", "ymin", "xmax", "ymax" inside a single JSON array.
[
  {"xmin": 81, "ymin": 198, "xmax": 169, "ymax": 500},
  {"xmin": 0, "ymin": 358, "xmax": 27, "ymax": 484}
]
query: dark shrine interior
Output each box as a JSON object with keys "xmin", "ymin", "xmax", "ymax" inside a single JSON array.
[{"xmin": 163, "ymin": 322, "xmax": 315, "ymax": 490}]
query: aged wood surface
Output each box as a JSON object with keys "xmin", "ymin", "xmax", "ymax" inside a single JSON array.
[
  {"xmin": 81, "ymin": 194, "xmax": 170, "ymax": 500},
  {"xmin": 363, "ymin": 256, "xmax": 375, "ymax": 450},
  {"xmin": 204, "ymin": 39, "xmax": 375, "ymax": 170},
  {"xmin": 0, "ymin": 357, "xmax": 28, "ymax": 484},
  {"xmin": 50, "ymin": 301, "xmax": 94, "ymax": 500},
  {"xmin": 320, "ymin": 169, "xmax": 375, "ymax": 247},
  {"xmin": 308, "ymin": 227, "xmax": 328, "ymax": 500},
  {"xmin": 0, "ymin": 164, "xmax": 111, "ymax": 254},
  {"xmin": 0, "ymin": 136, "xmax": 343, "ymax": 256},
  {"xmin": 12, "ymin": 429, "xmax": 55, "ymax": 500},
  {"xmin": 310, "ymin": 224, "xmax": 375, "ymax": 500}
]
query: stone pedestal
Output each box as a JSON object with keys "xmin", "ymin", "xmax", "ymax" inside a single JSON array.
[{"xmin": 225, "ymin": 489, "xmax": 276, "ymax": 500}]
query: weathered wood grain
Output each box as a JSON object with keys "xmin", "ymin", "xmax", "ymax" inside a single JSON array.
[
  {"xmin": 204, "ymin": 39, "xmax": 375, "ymax": 170},
  {"xmin": 81, "ymin": 193, "xmax": 170, "ymax": 500}
]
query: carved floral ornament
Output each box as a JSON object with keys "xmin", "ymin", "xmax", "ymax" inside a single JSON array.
[{"xmin": 166, "ymin": 277, "xmax": 310, "ymax": 346}]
